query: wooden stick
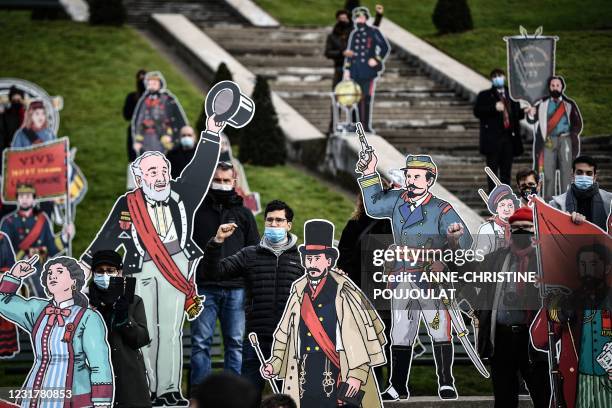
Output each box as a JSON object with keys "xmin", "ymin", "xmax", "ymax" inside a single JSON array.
[{"xmin": 484, "ymin": 166, "xmax": 502, "ymax": 188}]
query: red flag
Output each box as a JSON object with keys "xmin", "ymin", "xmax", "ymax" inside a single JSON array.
[
  {"xmin": 1, "ymin": 138, "xmax": 69, "ymax": 203},
  {"xmin": 532, "ymin": 196, "xmax": 611, "ymax": 291}
]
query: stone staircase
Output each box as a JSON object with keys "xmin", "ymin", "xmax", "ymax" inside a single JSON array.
[
  {"xmin": 123, "ymin": 0, "xmax": 246, "ymax": 26},
  {"xmin": 200, "ymin": 24, "xmax": 611, "ymax": 216}
]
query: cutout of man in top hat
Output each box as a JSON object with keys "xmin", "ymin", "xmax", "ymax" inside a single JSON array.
[
  {"xmin": 259, "ymin": 219, "xmax": 387, "ymax": 407},
  {"xmin": 355, "ymin": 148, "xmax": 474, "ymax": 401},
  {"xmin": 82, "ymin": 81, "xmax": 254, "ymax": 406},
  {"xmin": 343, "ymin": 6, "xmax": 390, "ymax": 133},
  {"xmin": 131, "ymin": 71, "xmax": 188, "ymax": 155}
]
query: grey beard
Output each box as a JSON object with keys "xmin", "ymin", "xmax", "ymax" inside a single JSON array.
[{"xmin": 141, "ymin": 180, "xmax": 171, "ymax": 202}]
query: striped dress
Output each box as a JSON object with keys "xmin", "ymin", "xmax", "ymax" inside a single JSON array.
[{"xmin": 0, "ymin": 274, "xmax": 114, "ymax": 407}]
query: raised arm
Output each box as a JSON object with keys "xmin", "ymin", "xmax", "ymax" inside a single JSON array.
[
  {"xmin": 173, "ymin": 115, "xmax": 223, "ymax": 212},
  {"xmin": 0, "ymin": 262, "xmax": 46, "ymax": 332}
]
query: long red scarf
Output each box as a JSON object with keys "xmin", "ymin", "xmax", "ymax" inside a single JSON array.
[
  {"xmin": 126, "ymin": 189, "xmax": 201, "ymax": 319},
  {"xmin": 18, "ymin": 215, "xmax": 47, "ymax": 252}
]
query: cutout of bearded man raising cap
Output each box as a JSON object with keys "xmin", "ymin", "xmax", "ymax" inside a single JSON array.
[
  {"xmin": 261, "ymin": 219, "xmax": 387, "ymax": 408},
  {"xmin": 81, "ymin": 81, "xmax": 255, "ymax": 407}
]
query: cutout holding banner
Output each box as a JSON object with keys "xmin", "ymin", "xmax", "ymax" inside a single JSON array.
[{"xmin": 529, "ymin": 197, "xmax": 612, "ymax": 408}]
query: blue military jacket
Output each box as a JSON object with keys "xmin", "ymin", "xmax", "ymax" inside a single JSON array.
[
  {"xmin": 358, "ymin": 173, "xmax": 473, "ymax": 249},
  {"xmin": 344, "ymin": 23, "xmax": 390, "ymax": 80}
]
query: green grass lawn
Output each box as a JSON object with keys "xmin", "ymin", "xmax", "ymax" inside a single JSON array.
[
  {"xmin": 0, "ymin": 11, "xmax": 354, "ymax": 255},
  {"xmin": 256, "ymin": 0, "xmax": 612, "ymax": 136}
]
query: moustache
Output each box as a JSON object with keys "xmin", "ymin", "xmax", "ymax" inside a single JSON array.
[{"xmin": 306, "ymin": 267, "xmax": 323, "ymax": 274}]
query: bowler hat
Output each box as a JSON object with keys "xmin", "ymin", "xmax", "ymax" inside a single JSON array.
[
  {"xmin": 205, "ymin": 80, "xmax": 255, "ymax": 129},
  {"xmin": 298, "ymin": 219, "xmax": 339, "ymax": 261}
]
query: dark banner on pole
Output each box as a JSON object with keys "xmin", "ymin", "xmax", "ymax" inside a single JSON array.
[{"xmin": 505, "ymin": 35, "xmax": 557, "ymax": 105}]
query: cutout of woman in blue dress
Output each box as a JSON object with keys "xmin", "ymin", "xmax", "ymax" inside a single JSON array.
[{"xmin": 0, "ymin": 256, "xmax": 114, "ymax": 407}]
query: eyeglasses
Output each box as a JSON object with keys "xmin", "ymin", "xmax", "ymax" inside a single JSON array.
[
  {"xmin": 94, "ymin": 267, "xmax": 120, "ymax": 276},
  {"xmin": 181, "ymin": 134, "xmax": 194, "ymax": 137},
  {"xmin": 265, "ymin": 217, "xmax": 287, "ymax": 225}
]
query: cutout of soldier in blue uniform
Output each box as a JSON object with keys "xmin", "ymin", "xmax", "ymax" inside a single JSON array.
[
  {"xmin": 343, "ymin": 6, "xmax": 390, "ymax": 133},
  {"xmin": 0, "ymin": 184, "xmax": 73, "ymax": 298},
  {"xmin": 355, "ymin": 149, "xmax": 473, "ymax": 401}
]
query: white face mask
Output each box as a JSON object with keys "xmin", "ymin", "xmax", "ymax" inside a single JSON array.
[{"xmin": 211, "ymin": 182, "xmax": 233, "ymax": 191}]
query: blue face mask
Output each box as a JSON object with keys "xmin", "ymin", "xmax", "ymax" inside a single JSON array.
[
  {"xmin": 93, "ymin": 273, "xmax": 110, "ymax": 290},
  {"xmin": 264, "ymin": 227, "xmax": 287, "ymax": 243},
  {"xmin": 181, "ymin": 136, "xmax": 195, "ymax": 149},
  {"xmin": 492, "ymin": 76, "xmax": 505, "ymax": 88},
  {"xmin": 574, "ymin": 175, "xmax": 594, "ymax": 190}
]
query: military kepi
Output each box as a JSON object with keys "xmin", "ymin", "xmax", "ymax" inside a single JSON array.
[
  {"xmin": 298, "ymin": 219, "xmax": 339, "ymax": 261},
  {"xmin": 205, "ymin": 80, "xmax": 255, "ymax": 129},
  {"xmin": 400, "ymin": 154, "xmax": 437, "ymax": 174}
]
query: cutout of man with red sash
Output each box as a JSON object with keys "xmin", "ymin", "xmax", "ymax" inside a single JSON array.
[
  {"xmin": 81, "ymin": 114, "xmax": 225, "ymax": 407},
  {"xmin": 526, "ymin": 76, "xmax": 583, "ymax": 200},
  {"xmin": 0, "ymin": 184, "xmax": 73, "ymax": 298},
  {"xmin": 262, "ymin": 219, "xmax": 387, "ymax": 408}
]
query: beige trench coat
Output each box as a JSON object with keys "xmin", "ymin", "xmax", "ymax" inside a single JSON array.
[{"xmin": 268, "ymin": 271, "xmax": 387, "ymax": 407}]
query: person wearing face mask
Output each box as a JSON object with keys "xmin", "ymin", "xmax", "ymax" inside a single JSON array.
[
  {"xmin": 325, "ymin": 10, "xmax": 353, "ymax": 90},
  {"xmin": 199, "ymin": 200, "xmax": 302, "ymax": 400},
  {"xmin": 531, "ymin": 244, "xmax": 612, "ymax": 408},
  {"xmin": 457, "ymin": 207, "xmax": 551, "ymax": 408},
  {"xmin": 549, "ymin": 156, "xmax": 612, "ymax": 230},
  {"xmin": 167, "ymin": 126, "xmax": 197, "ymax": 179},
  {"xmin": 88, "ymin": 250, "xmax": 151, "ymax": 408},
  {"xmin": 190, "ymin": 161, "xmax": 259, "ymax": 386},
  {"xmin": 515, "ymin": 169, "xmax": 541, "ymax": 207},
  {"xmin": 526, "ymin": 76, "xmax": 583, "ymax": 200},
  {"xmin": 474, "ymin": 68, "xmax": 524, "ymax": 192}
]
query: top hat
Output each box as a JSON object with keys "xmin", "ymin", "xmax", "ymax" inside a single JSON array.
[
  {"xmin": 487, "ymin": 184, "xmax": 520, "ymax": 214},
  {"xmin": 298, "ymin": 219, "xmax": 339, "ymax": 261},
  {"xmin": 400, "ymin": 154, "xmax": 437, "ymax": 175},
  {"xmin": 205, "ymin": 80, "xmax": 255, "ymax": 129}
]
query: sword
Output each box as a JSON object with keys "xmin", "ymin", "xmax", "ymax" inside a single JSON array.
[
  {"xmin": 248, "ymin": 332, "xmax": 280, "ymax": 394},
  {"xmin": 442, "ymin": 298, "xmax": 490, "ymax": 378}
]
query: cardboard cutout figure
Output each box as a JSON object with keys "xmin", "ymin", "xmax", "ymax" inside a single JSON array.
[
  {"xmin": 0, "ymin": 78, "xmax": 63, "ymax": 150},
  {"xmin": 354, "ymin": 124, "xmax": 474, "ymax": 400},
  {"xmin": 343, "ymin": 6, "xmax": 390, "ymax": 133},
  {"xmin": 505, "ymin": 30, "xmax": 583, "ymax": 200},
  {"xmin": 525, "ymin": 76, "xmax": 583, "ymax": 200},
  {"xmin": 473, "ymin": 167, "xmax": 520, "ymax": 255},
  {"xmin": 131, "ymin": 71, "xmax": 188, "ymax": 155},
  {"xmin": 0, "ymin": 184, "xmax": 73, "ymax": 298},
  {"xmin": 0, "ymin": 256, "xmax": 114, "ymax": 407},
  {"xmin": 261, "ymin": 219, "xmax": 386, "ymax": 408},
  {"xmin": 0, "ymin": 231, "xmax": 17, "ymax": 358},
  {"xmin": 82, "ymin": 81, "xmax": 254, "ymax": 406},
  {"xmin": 529, "ymin": 197, "xmax": 612, "ymax": 408}
]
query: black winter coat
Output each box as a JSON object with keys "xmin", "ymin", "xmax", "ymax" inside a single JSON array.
[
  {"xmin": 89, "ymin": 285, "xmax": 151, "ymax": 408},
  {"xmin": 200, "ymin": 238, "xmax": 303, "ymax": 343},
  {"xmin": 458, "ymin": 248, "xmax": 546, "ymax": 362},
  {"xmin": 193, "ymin": 192, "xmax": 260, "ymax": 288},
  {"xmin": 473, "ymin": 86, "xmax": 524, "ymax": 157}
]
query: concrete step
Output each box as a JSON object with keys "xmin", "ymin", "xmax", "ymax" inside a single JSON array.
[
  {"xmin": 124, "ymin": 0, "xmax": 246, "ymax": 26},
  {"xmin": 384, "ymin": 396, "xmax": 533, "ymax": 408}
]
